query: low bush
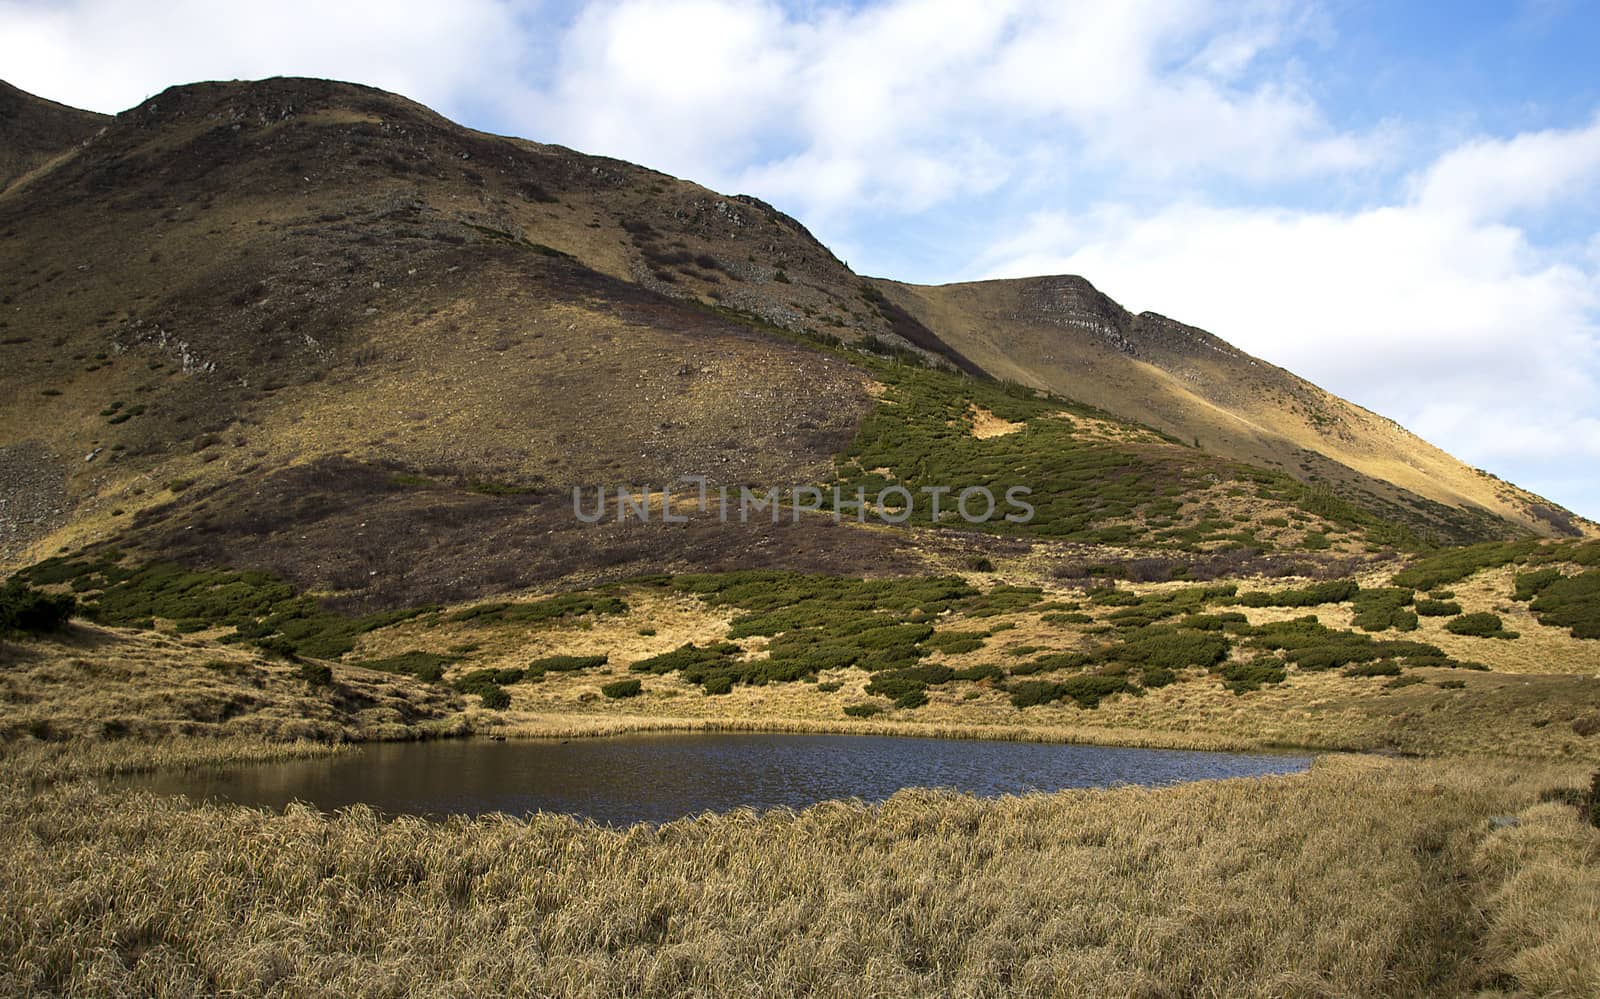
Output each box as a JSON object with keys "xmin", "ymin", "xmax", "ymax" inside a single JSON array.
[
  {"xmin": 1350, "ymin": 587, "xmax": 1417, "ymax": 632},
  {"xmin": 1009, "ymin": 674, "xmax": 1134, "ymax": 709},
  {"xmin": 1009, "ymin": 652, "xmax": 1091, "ymax": 676},
  {"xmin": 893, "ymin": 688, "xmax": 929, "ymax": 709},
  {"xmin": 843, "ymin": 703, "xmax": 883, "ymax": 718},
  {"xmin": 601, "ymin": 678, "xmax": 642, "ymax": 699},
  {"xmin": 478, "ymin": 686, "xmax": 511, "ymax": 710},
  {"xmin": 1177, "ymin": 612, "xmax": 1250, "ymax": 631},
  {"xmin": 1444, "ymin": 613, "xmax": 1518, "ymax": 639},
  {"xmin": 702, "ymin": 675, "xmax": 734, "ymax": 695},
  {"xmin": 449, "ymin": 592, "xmax": 628, "ymax": 627},
  {"xmin": 1140, "ymin": 666, "xmax": 1178, "ymax": 688},
  {"xmin": 921, "ymin": 630, "xmax": 988, "ymax": 655},
  {"xmin": 1414, "ymin": 599, "xmax": 1461, "ymax": 617},
  {"xmin": 1041, "ymin": 611, "xmax": 1094, "ymax": 625},
  {"xmin": 0, "ymin": 580, "xmax": 76, "ymax": 636},
  {"xmin": 1528, "ymin": 571, "xmax": 1600, "ymax": 639},
  {"xmin": 950, "ymin": 663, "xmax": 1004, "ymax": 682},
  {"xmin": 1343, "ymin": 660, "xmax": 1402, "ymax": 677},
  {"xmin": 1247, "ymin": 617, "xmax": 1453, "ymax": 670},
  {"xmin": 865, "ymin": 665, "xmax": 955, "ymax": 706},
  {"xmin": 1236, "ymin": 579, "xmax": 1358, "ymax": 608},
  {"xmin": 630, "ymin": 643, "xmax": 741, "ymax": 674},
  {"xmin": 1390, "ymin": 540, "xmax": 1539, "ymax": 591},
  {"xmin": 1219, "ymin": 660, "xmax": 1286, "ymax": 694},
  {"xmin": 1513, "ymin": 568, "xmax": 1563, "ymax": 602},
  {"xmin": 1103, "ymin": 627, "xmax": 1231, "ymax": 669}
]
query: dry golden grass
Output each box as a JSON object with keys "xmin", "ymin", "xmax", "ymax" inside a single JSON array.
[
  {"xmin": 966, "ymin": 405, "xmax": 1025, "ymax": 439},
  {"xmin": 1473, "ymin": 801, "xmax": 1600, "ymax": 995},
  {"xmin": 0, "ymin": 623, "xmax": 466, "ymax": 744},
  {"xmin": 1, "ymin": 744, "xmax": 1593, "ymax": 997}
]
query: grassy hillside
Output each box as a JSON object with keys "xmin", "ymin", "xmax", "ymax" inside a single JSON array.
[
  {"xmin": 873, "ymin": 276, "xmax": 1590, "ymax": 541},
  {"xmin": 0, "ymin": 75, "xmax": 1582, "ymax": 591},
  {"xmin": 0, "ymin": 79, "xmax": 108, "ymax": 192}
]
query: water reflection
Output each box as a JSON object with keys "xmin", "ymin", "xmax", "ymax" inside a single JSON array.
[{"xmin": 122, "ymin": 733, "xmax": 1312, "ymax": 826}]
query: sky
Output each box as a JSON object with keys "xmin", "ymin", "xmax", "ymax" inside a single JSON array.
[{"xmin": 3, "ymin": 0, "xmax": 1598, "ymax": 519}]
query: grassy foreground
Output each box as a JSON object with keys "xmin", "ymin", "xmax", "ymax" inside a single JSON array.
[{"xmin": 1, "ymin": 740, "xmax": 1595, "ymax": 997}]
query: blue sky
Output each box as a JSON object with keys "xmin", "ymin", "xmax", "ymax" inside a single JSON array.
[{"xmin": 3, "ymin": 0, "xmax": 1598, "ymax": 519}]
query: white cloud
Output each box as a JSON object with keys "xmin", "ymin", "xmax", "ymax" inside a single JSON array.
[
  {"xmin": 503, "ymin": 0, "xmax": 1380, "ymax": 220},
  {"xmin": 1415, "ymin": 114, "xmax": 1600, "ymax": 221},
  {"xmin": 0, "ymin": 0, "xmax": 524, "ymax": 116},
  {"xmin": 973, "ymin": 123, "xmax": 1600, "ymax": 513}
]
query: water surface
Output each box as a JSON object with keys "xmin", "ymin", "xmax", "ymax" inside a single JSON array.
[{"xmin": 124, "ymin": 733, "xmax": 1311, "ymax": 826}]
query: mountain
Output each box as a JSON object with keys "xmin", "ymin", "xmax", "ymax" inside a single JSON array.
[
  {"xmin": 0, "ymin": 79, "xmax": 108, "ymax": 192},
  {"xmin": 0, "ymin": 76, "xmax": 1590, "ymax": 611},
  {"xmin": 872, "ymin": 276, "xmax": 1582, "ymax": 539}
]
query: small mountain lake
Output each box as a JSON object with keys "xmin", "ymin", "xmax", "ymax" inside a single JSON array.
[{"xmin": 122, "ymin": 733, "xmax": 1313, "ymax": 826}]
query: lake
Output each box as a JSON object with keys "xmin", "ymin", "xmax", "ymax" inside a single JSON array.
[{"xmin": 123, "ymin": 733, "xmax": 1312, "ymax": 826}]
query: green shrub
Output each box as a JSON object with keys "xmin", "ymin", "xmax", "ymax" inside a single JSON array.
[
  {"xmin": 1247, "ymin": 617, "xmax": 1455, "ymax": 670},
  {"xmin": 1528, "ymin": 571, "xmax": 1600, "ymax": 639},
  {"xmin": 893, "ymin": 688, "xmax": 929, "ymax": 709},
  {"xmin": 1008, "ymin": 675, "xmax": 1133, "ymax": 709},
  {"xmin": 1008, "ymin": 680, "xmax": 1065, "ymax": 709},
  {"xmin": 1444, "ymin": 612, "xmax": 1518, "ymax": 639},
  {"xmin": 702, "ymin": 675, "xmax": 734, "ymax": 695},
  {"xmin": 843, "ymin": 703, "xmax": 884, "ymax": 718},
  {"xmin": 1391, "ymin": 540, "xmax": 1539, "ymax": 591},
  {"xmin": 921, "ymin": 630, "xmax": 987, "ymax": 655},
  {"xmin": 1344, "ymin": 660, "xmax": 1402, "ymax": 677},
  {"xmin": 1220, "ymin": 660, "xmax": 1286, "ymax": 694},
  {"xmin": 1042, "ymin": 611, "xmax": 1094, "ymax": 625},
  {"xmin": 1513, "ymin": 568, "xmax": 1563, "ymax": 602},
  {"xmin": 950, "ymin": 663, "xmax": 1004, "ymax": 682},
  {"xmin": 1414, "ymin": 599, "xmax": 1462, "ymax": 617},
  {"xmin": 0, "ymin": 580, "xmax": 76, "ymax": 636},
  {"xmin": 449, "ymin": 591, "xmax": 628, "ymax": 626},
  {"xmin": 527, "ymin": 654, "xmax": 608, "ymax": 675},
  {"xmin": 1178, "ymin": 612, "xmax": 1250, "ymax": 631},
  {"xmin": 1436, "ymin": 679, "xmax": 1466, "ymax": 689},
  {"xmin": 1103, "ymin": 627, "xmax": 1231, "ymax": 669},
  {"xmin": 1140, "ymin": 666, "xmax": 1178, "ymax": 688},
  {"xmin": 479, "ymin": 686, "xmax": 511, "ymax": 710},
  {"xmin": 1350, "ymin": 587, "xmax": 1417, "ymax": 632},
  {"xmin": 816, "ymin": 680, "xmax": 843, "ymax": 692},
  {"xmin": 601, "ymin": 678, "xmax": 642, "ymax": 699},
  {"xmin": 1237, "ymin": 579, "xmax": 1358, "ymax": 608},
  {"xmin": 630, "ymin": 642, "xmax": 741, "ymax": 674}
]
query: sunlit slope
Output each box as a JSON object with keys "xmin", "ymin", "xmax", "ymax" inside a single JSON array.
[{"xmin": 872, "ymin": 275, "xmax": 1588, "ymax": 541}]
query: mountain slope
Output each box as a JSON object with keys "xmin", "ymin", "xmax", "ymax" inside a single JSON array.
[
  {"xmin": 0, "ymin": 76, "xmax": 1587, "ymax": 604},
  {"xmin": 871, "ymin": 275, "xmax": 1588, "ymax": 540},
  {"xmin": 0, "ymin": 80, "xmax": 108, "ymax": 192}
]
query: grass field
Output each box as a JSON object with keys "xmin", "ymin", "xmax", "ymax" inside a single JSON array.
[{"xmin": 1, "ymin": 742, "xmax": 1594, "ymax": 997}]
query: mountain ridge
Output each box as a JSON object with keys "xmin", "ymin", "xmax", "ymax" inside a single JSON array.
[{"xmin": 0, "ymin": 75, "xmax": 1590, "ymax": 594}]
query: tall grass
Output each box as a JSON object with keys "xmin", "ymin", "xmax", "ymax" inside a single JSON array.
[{"xmin": 1, "ymin": 750, "xmax": 1590, "ymax": 997}]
